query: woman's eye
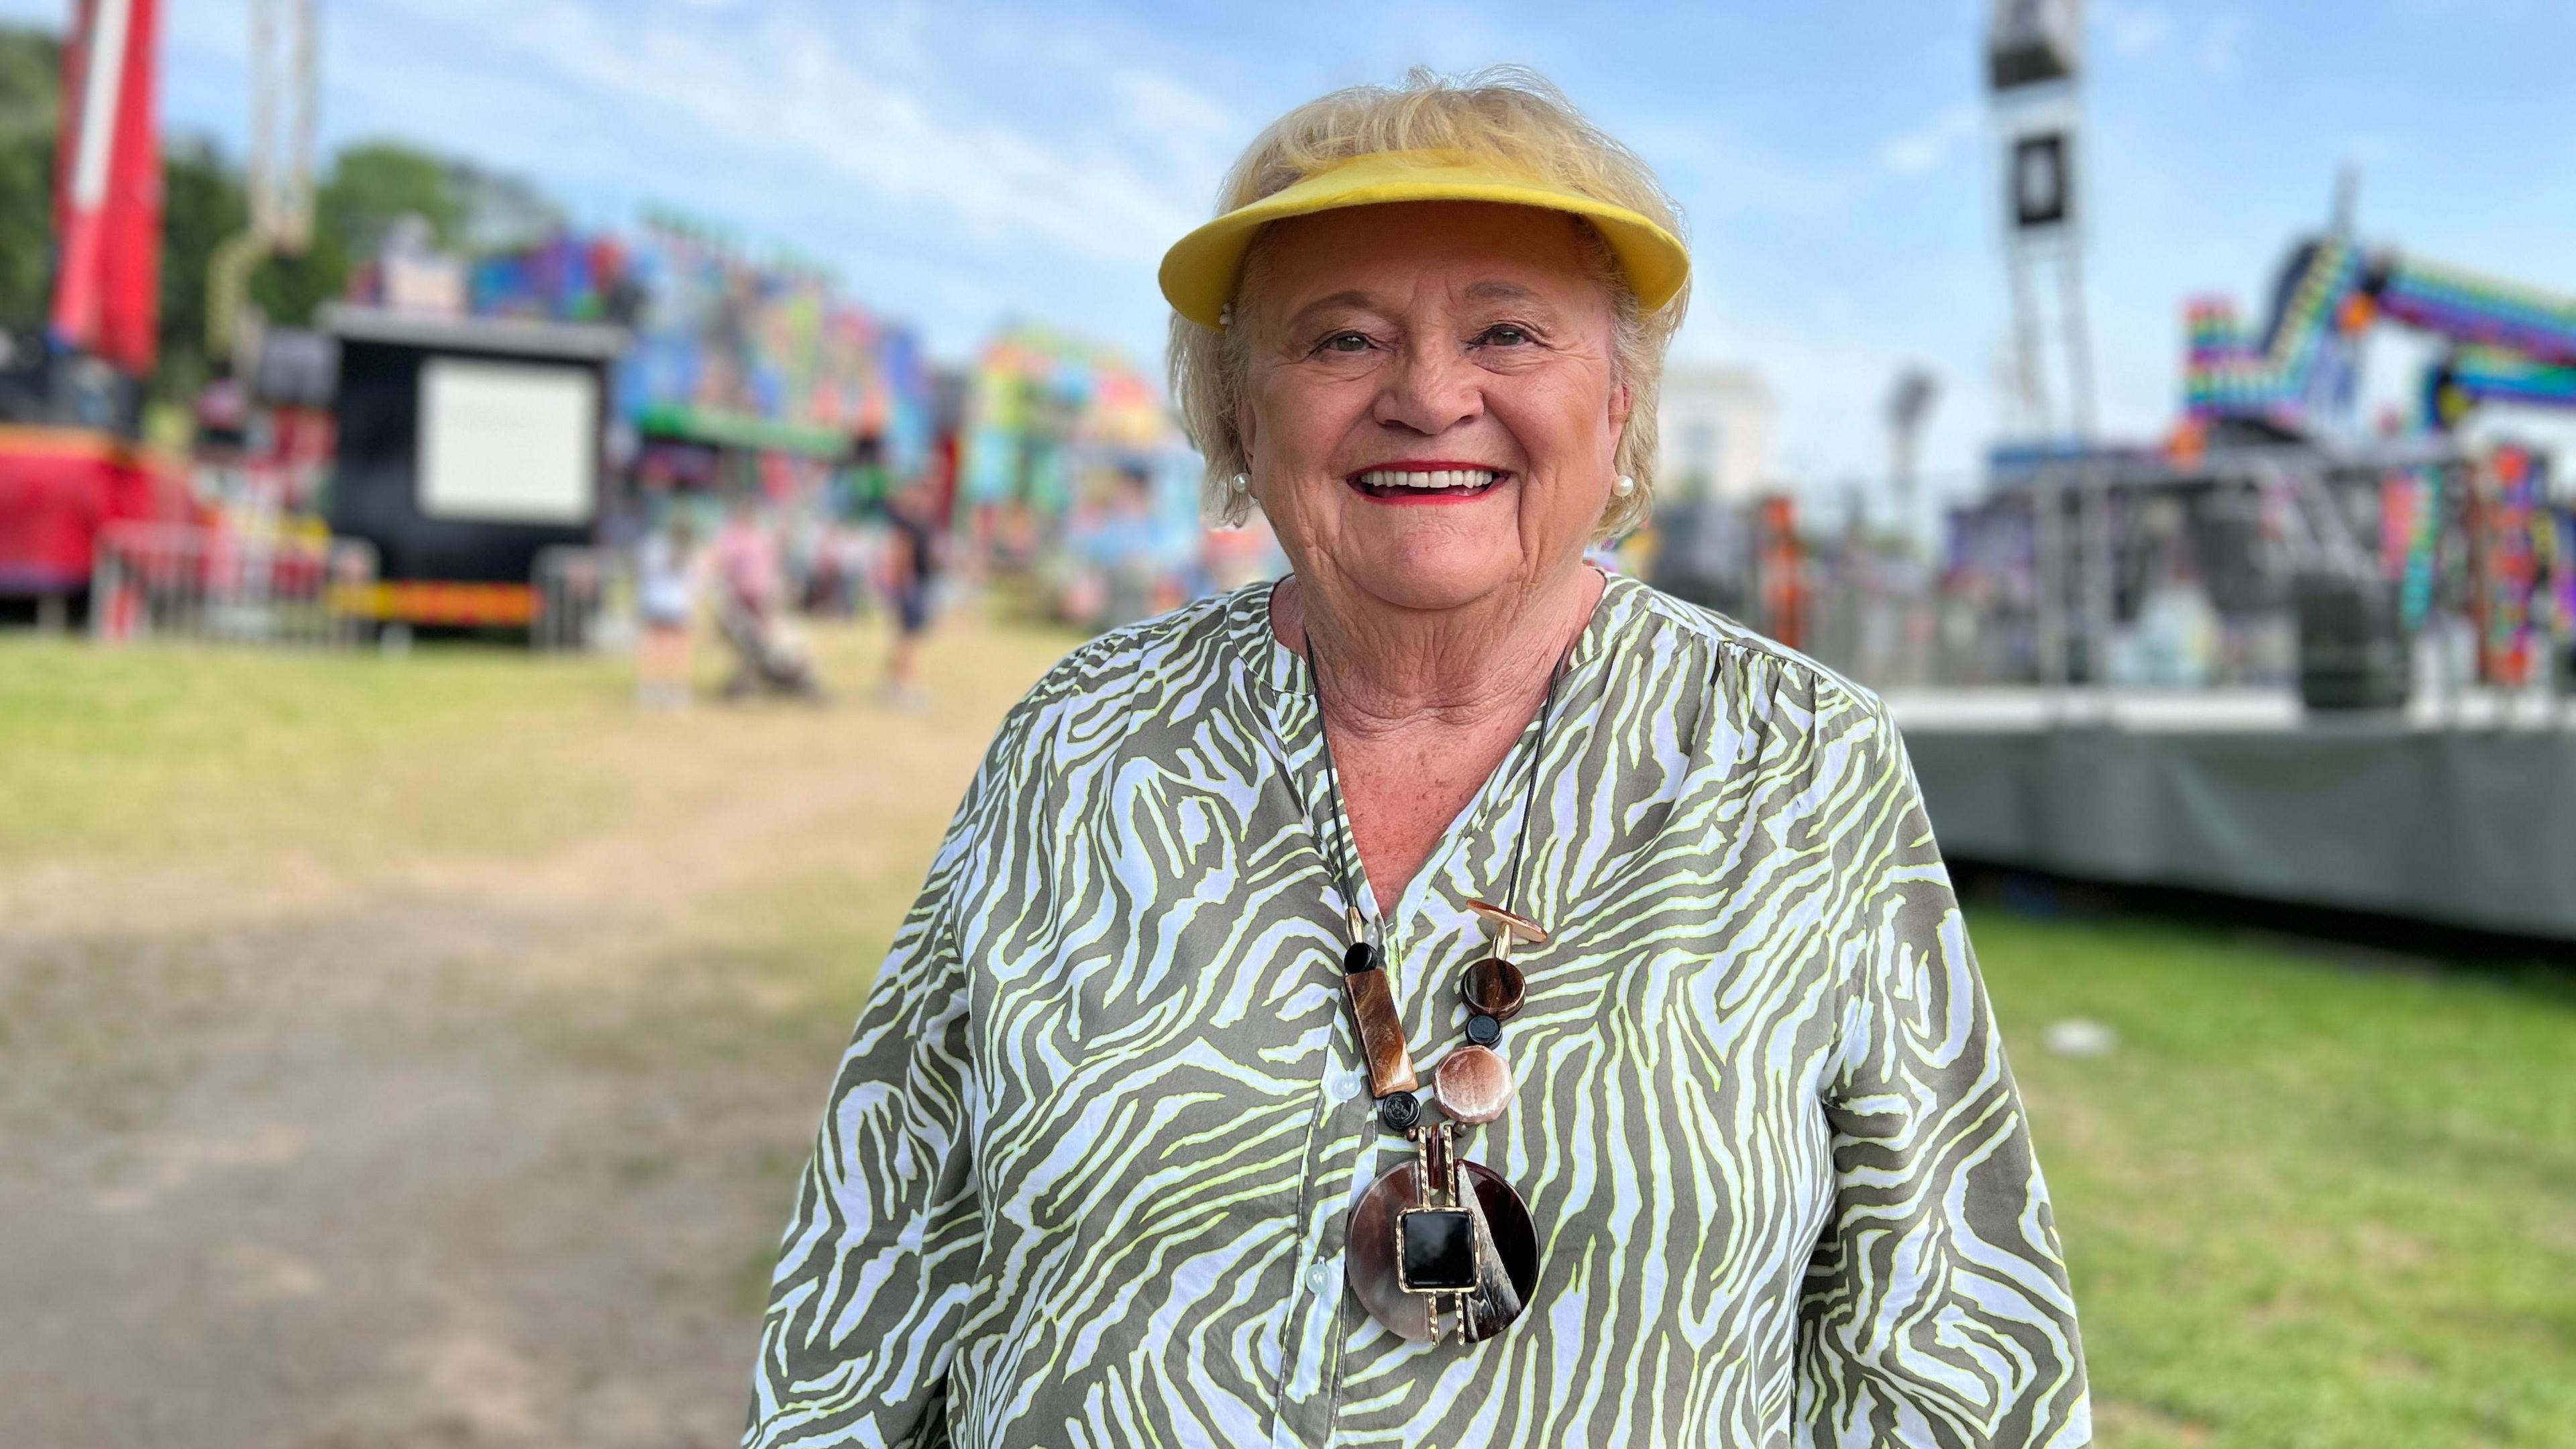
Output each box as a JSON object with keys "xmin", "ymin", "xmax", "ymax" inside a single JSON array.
[
  {"xmin": 1320, "ymin": 331, "xmax": 1371, "ymax": 354},
  {"xmin": 1476, "ymin": 325, "xmax": 1532, "ymax": 347}
]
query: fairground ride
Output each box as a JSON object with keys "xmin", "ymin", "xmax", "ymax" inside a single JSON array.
[
  {"xmin": 0, "ymin": 0, "xmax": 198, "ymax": 611},
  {"xmin": 2184, "ymin": 233, "xmax": 2576, "ymax": 436},
  {"xmin": 2178, "ymin": 223, "xmax": 2576, "ymax": 692}
]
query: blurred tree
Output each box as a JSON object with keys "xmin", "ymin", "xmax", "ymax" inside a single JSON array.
[
  {"xmin": 319, "ymin": 141, "xmax": 467, "ymax": 255},
  {"xmin": 246, "ymin": 140, "xmax": 468, "ymax": 330},
  {"xmin": 0, "ymin": 23, "xmax": 56, "ymax": 132},
  {"xmin": 241, "ymin": 225, "xmax": 347, "ymax": 333},
  {"xmin": 0, "ymin": 27, "xmax": 554, "ymax": 394},
  {"xmin": 160, "ymin": 136, "xmax": 248, "ymax": 400},
  {"xmin": 0, "ymin": 25, "xmax": 62, "ymax": 338},
  {"xmin": 448, "ymin": 161, "xmax": 563, "ymax": 253}
]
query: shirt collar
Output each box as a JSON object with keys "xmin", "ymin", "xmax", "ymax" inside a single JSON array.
[{"xmin": 1228, "ymin": 568, "xmax": 1641, "ymax": 698}]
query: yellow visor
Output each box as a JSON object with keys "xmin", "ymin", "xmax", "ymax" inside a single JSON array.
[{"xmin": 1157, "ymin": 150, "xmax": 1690, "ymax": 329}]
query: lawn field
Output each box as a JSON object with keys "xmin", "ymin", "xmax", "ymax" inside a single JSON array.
[
  {"xmin": 0, "ymin": 621, "xmax": 2569, "ymax": 1448},
  {"xmin": 1976, "ymin": 913, "xmax": 2575, "ymax": 1447}
]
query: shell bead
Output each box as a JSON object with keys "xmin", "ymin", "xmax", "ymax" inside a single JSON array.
[{"xmin": 1434, "ymin": 1044, "xmax": 1515, "ymax": 1125}]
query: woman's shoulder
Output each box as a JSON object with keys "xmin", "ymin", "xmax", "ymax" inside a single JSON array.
[
  {"xmin": 1598, "ymin": 575, "xmax": 1884, "ymax": 722},
  {"xmin": 993, "ymin": 586, "xmax": 1261, "ymax": 757}
]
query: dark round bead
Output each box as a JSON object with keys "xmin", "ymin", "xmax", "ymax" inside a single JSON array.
[
  {"xmin": 1377, "ymin": 1092, "xmax": 1421, "ymax": 1132},
  {"xmin": 1460, "ymin": 957, "xmax": 1525, "ymax": 1022},
  {"xmin": 1342, "ymin": 941, "xmax": 1381, "ymax": 975},
  {"xmin": 1464, "ymin": 1013, "xmax": 1503, "ymax": 1046}
]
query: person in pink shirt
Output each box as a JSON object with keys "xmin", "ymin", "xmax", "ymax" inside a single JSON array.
[
  {"xmin": 710, "ymin": 494, "xmax": 824, "ymax": 702},
  {"xmin": 712, "ymin": 494, "xmax": 783, "ymax": 621}
]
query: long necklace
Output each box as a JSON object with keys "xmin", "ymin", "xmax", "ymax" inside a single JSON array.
[{"xmin": 1305, "ymin": 632, "xmax": 1569, "ymax": 1345}]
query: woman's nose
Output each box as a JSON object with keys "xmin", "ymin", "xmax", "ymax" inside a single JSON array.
[{"xmin": 1371, "ymin": 341, "xmax": 1483, "ymax": 436}]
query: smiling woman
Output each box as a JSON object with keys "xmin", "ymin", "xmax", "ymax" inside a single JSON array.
[
  {"xmin": 746, "ymin": 66, "xmax": 2088, "ymax": 1449},
  {"xmin": 1236, "ymin": 201, "xmax": 1629, "ymax": 627}
]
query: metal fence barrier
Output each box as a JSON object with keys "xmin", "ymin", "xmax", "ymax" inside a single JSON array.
[
  {"xmin": 90, "ymin": 523, "xmax": 377, "ymax": 649},
  {"xmin": 531, "ymin": 545, "xmax": 638, "ymax": 653}
]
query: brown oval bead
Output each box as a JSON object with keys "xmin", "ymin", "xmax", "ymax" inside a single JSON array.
[
  {"xmin": 1464, "ymin": 898, "xmax": 1548, "ymax": 945},
  {"xmin": 1434, "ymin": 1044, "xmax": 1515, "ymax": 1125},
  {"xmin": 1459, "ymin": 957, "xmax": 1525, "ymax": 1023},
  {"xmin": 1341, "ymin": 967, "xmax": 1418, "ymax": 1098}
]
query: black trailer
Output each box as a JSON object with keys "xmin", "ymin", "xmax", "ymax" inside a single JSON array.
[{"xmin": 322, "ymin": 305, "xmax": 625, "ymax": 630}]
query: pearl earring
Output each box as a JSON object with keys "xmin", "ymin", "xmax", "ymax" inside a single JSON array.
[
  {"xmin": 1230, "ymin": 473, "xmax": 1250, "ymax": 495},
  {"xmin": 1613, "ymin": 474, "xmax": 1637, "ymax": 498},
  {"xmin": 1218, "ymin": 303, "xmax": 1234, "ymax": 329}
]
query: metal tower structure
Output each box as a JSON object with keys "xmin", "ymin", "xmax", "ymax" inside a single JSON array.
[
  {"xmin": 1987, "ymin": 0, "xmax": 2105, "ymax": 684},
  {"xmin": 1988, "ymin": 0, "xmax": 2095, "ymax": 440},
  {"xmin": 1886, "ymin": 364, "xmax": 1940, "ymax": 550},
  {"xmin": 208, "ymin": 0, "xmax": 320, "ymax": 368}
]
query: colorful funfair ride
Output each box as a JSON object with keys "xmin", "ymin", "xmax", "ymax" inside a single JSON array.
[
  {"xmin": 2185, "ymin": 237, "xmax": 2576, "ymax": 435},
  {"xmin": 2182, "ymin": 231, "xmax": 2576, "ymax": 691}
]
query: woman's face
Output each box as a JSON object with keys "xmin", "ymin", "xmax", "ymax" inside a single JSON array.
[{"xmin": 1238, "ymin": 201, "xmax": 1629, "ymax": 621}]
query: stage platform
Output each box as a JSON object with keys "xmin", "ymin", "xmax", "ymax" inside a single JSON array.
[{"xmin": 1885, "ymin": 688, "xmax": 2576, "ymax": 944}]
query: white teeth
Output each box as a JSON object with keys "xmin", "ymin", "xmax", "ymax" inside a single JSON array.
[{"xmin": 1356, "ymin": 468, "xmax": 1501, "ymax": 490}]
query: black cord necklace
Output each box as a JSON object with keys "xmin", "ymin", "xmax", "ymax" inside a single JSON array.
[
  {"xmin": 1303, "ymin": 626, "xmax": 1574, "ymax": 1346},
  {"xmin": 1303, "ymin": 629, "xmax": 1572, "ymax": 1129}
]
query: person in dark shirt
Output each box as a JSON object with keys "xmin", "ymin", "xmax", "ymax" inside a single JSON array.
[{"xmin": 879, "ymin": 478, "xmax": 941, "ymax": 710}]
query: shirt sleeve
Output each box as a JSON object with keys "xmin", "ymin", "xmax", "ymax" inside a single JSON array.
[
  {"xmin": 1796, "ymin": 702, "xmax": 2092, "ymax": 1448},
  {"xmin": 744, "ymin": 699, "xmax": 1040, "ymax": 1448}
]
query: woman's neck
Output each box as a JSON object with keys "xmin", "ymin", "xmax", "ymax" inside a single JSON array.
[{"xmin": 1273, "ymin": 564, "xmax": 1603, "ymax": 742}]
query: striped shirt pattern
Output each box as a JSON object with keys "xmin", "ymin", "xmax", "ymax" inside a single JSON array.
[{"xmin": 747, "ymin": 574, "xmax": 2089, "ymax": 1447}]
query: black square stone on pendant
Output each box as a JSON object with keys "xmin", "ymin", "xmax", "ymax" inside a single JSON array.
[
  {"xmin": 1397, "ymin": 1207, "xmax": 1479, "ymax": 1293},
  {"xmin": 1464, "ymin": 1013, "xmax": 1502, "ymax": 1047}
]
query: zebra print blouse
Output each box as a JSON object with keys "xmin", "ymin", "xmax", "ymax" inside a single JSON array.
[{"xmin": 747, "ymin": 573, "xmax": 2089, "ymax": 1448}]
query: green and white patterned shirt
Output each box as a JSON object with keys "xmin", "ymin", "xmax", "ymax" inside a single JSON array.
[{"xmin": 748, "ymin": 574, "xmax": 2088, "ymax": 1448}]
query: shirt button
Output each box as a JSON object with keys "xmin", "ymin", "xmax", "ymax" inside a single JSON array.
[{"xmin": 1306, "ymin": 1261, "xmax": 1339, "ymax": 1296}]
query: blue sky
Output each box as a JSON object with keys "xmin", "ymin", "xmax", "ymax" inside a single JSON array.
[{"xmin": 10, "ymin": 0, "xmax": 2573, "ymax": 500}]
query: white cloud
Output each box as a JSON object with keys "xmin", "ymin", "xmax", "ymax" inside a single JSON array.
[
  {"xmin": 127, "ymin": 0, "xmax": 1246, "ymax": 358},
  {"xmin": 409, "ymin": 0, "xmax": 1224, "ymax": 268},
  {"xmin": 144, "ymin": 0, "xmax": 1230, "ymax": 298},
  {"xmin": 2343, "ymin": 131, "xmax": 2422, "ymax": 175},
  {"xmin": 2090, "ymin": 0, "xmax": 2247, "ymax": 80},
  {"xmin": 2096, "ymin": 0, "xmax": 2177, "ymax": 58},
  {"xmin": 1623, "ymin": 112, "xmax": 1870, "ymax": 225},
  {"xmin": 2197, "ymin": 12, "xmax": 2247, "ymax": 78},
  {"xmin": 1676, "ymin": 271, "xmax": 2001, "ymax": 506},
  {"xmin": 1879, "ymin": 103, "xmax": 1981, "ymax": 176}
]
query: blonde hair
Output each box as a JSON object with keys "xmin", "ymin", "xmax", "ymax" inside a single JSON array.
[{"xmin": 1167, "ymin": 66, "xmax": 1690, "ymax": 539}]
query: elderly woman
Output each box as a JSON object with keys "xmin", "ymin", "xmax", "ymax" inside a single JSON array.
[{"xmin": 748, "ymin": 70, "xmax": 2087, "ymax": 1448}]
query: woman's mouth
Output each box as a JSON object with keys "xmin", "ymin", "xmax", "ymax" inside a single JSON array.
[{"xmin": 1345, "ymin": 467, "xmax": 1509, "ymax": 502}]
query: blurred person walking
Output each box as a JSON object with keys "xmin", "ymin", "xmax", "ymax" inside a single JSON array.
[
  {"xmin": 877, "ymin": 478, "xmax": 942, "ymax": 712},
  {"xmin": 746, "ymin": 68, "xmax": 2084, "ymax": 1448},
  {"xmin": 713, "ymin": 494, "xmax": 824, "ymax": 703},
  {"xmin": 634, "ymin": 511, "xmax": 700, "ymax": 709}
]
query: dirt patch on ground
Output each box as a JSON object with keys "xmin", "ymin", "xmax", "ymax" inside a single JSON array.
[{"xmin": 0, "ymin": 621, "xmax": 1073, "ymax": 1449}]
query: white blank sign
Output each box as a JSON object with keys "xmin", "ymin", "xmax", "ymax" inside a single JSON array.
[{"xmin": 418, "ymin": 358, "xmax": 598, "ymax": 525}]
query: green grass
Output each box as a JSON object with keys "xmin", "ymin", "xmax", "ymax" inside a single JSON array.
[
  {"xmin": 3, "ymin": 629, "xmax": 2570, "ymax": 1446},
  {"xmin": 1974, "ymin": 910, "xmax": 2576, "ymax": 1448},
  {"xmin": 0, "ymin": 633, "xmax": 641, "ymax": 866}
]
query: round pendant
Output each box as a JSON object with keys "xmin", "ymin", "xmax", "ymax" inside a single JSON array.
[
  {"xmin": 1459, "ymin": 957, "xmax": 1526, "ymax": 1022},
  {"xmin": 1433, "ymin": 1044, "xmax": 1515, "ymax": 1124},
  {"xmin": 1345, "ymin": 1159, "xmax": 1540, "ymax": 1343}
]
